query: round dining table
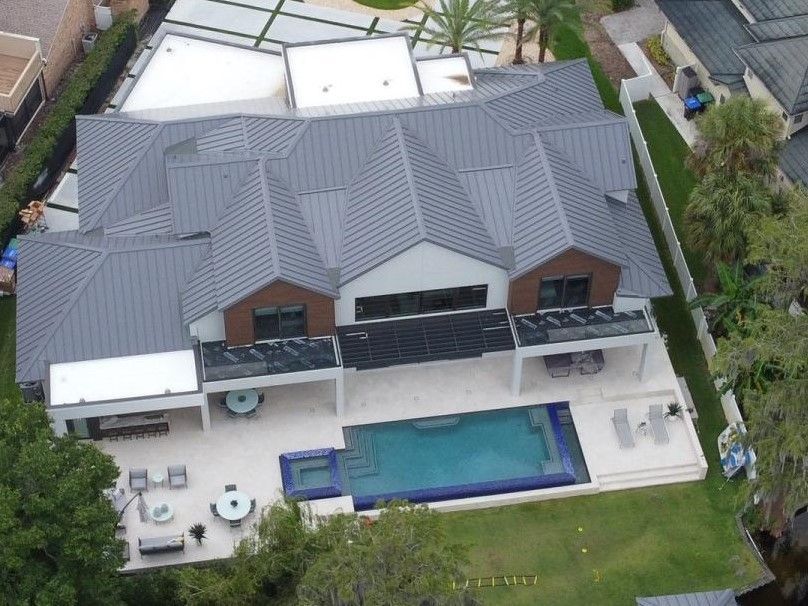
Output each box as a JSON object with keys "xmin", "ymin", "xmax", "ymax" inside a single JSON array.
[
  {"xmin": 226, "ymin": 389, "xmax": 259, "ymax": 414},
  {"xmin": 216, "ymin": 490, "xmax": 251, "ymax": 521}
]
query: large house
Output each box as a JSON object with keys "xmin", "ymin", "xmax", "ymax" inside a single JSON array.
[
  {"xmin": 16, "ymin": 31, "xmax": 708, "ymax": 568},
  {"xmin": 657, "ymin": 0, "xmax": 808, "ymax": 186}
]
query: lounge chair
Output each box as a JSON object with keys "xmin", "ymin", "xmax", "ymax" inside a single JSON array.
[
  {"xmin": 210, "ymin": 503, "xmax": 219, "ymax": 517},
  {"xmin": 649, "ymin": 404, "xmax": 670, "ymax": 445},
  {"xmin": 611, "ymin": 408, "xmax": 635, "ymax": 448},
  {"xmin": 129, "ymin": 468, "xmax": 148, "ymax": 492},
  {"xmin": 167, "ymin": 464, "xmax": 187, "ymax": 489},
  {"xmin": 225, "ymin": 484, "xmax": 236, "ymax": 492}
]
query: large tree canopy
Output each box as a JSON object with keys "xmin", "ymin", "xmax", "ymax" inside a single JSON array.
[
  {"xmin": 0, "ymin": 399, "xmax": 121, "ymax": 605},
  {"xmin": 689, "ymin": 96, "xmax": 782, "ymax": 179}
]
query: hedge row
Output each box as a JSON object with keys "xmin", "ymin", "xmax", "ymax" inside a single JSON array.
[{"xmin": 0, "ymin": 13, "xmax": 137, "ymax": 236}]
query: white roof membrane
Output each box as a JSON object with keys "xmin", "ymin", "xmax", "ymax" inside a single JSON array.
[{"xmin": 416, "ymin": 56, "xmax": 474, "ymax": 95}]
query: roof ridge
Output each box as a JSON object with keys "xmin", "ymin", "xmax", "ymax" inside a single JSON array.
[
  {"xmin": 257, "ymin": 162, "xmax": 281, "ymax": 275},
  {"xmin": 530, "ymin": 133, "xmax": 574, "ymax": 249},
  {"xmin": 392, "ymin": 118, "xmax": 426, "ymax": 239},
  {"xmin": 18, "ymin": 250, "xmax": 108, "ymax": 382}
]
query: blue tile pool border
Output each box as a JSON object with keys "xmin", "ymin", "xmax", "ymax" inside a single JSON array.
[
  {"xmin": 279, "ymin": 448, "xmax": 342, "ymax": 500},
  {"xmin": 351, "ymin": 402, "xmax": 578, "ymax": 511}
]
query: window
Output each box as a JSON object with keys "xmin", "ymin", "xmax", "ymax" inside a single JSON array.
[
  {"xmin": 254, "ymin": 304, "xmax": 306, "ymax": 340},
  {"xmin": 538, "ymin": 275, "xmax": 591, "ymax": 309},
  {"xmin": 355, "ymin": 285, "xmax": 488, "ymax": 321}
]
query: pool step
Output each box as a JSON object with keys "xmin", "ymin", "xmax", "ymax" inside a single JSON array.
[{"xmin": 341, "ymin": 427, "xmax": 379, "ymax": 477}]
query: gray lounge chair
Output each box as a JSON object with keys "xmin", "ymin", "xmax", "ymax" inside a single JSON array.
[
  {"xmin": 612, "ymin": 408, "xmax": 635, "ymax": 448},
  {"xmin": 167, "ymin": 464, "xmax": 187, "ymax": 489},
  {"xmin": 649, "ymin": 404, "xmax": 670, "ymax": 445},
  {"xmin": 129, "ymin": 468, "xmax": 148, "ymax": 492},
  {"xmin": 229, "ymin": 518, "xmax": 241, "ymax": 528}
]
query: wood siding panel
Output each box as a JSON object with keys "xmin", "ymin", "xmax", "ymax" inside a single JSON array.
[
  {"xmin": 508, "ymin": 249, "xmax": 621, "ymax": 315},
  {"xmin": 223, "ymin": 280, "xmax": 335, "ymax": 346}
]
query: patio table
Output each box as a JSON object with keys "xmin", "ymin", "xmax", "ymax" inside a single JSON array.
[
  {"xmin": 216, "ymin": 490, "xmax": 251, "ymax": 521},
  {"xmin": 150, "ymin": 501, "xmax": 174, "ymax": 523},
  {"xmin": 226, "ymin": 389, "xmax": 258, "ymax": 414}
]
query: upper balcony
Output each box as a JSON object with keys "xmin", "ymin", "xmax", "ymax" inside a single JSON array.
[
  {"xmin": 200, "ymin": 336, "xmax": 341, "ymax": 383},
  {"xmin": 0, "ymin": 33, "xmax": 42, "ymax": 114}
]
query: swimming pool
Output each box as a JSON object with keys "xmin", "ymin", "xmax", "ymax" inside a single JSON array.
[{"xmin": 280, "ymin": 403, "xmax": 589, "ymax": 510}]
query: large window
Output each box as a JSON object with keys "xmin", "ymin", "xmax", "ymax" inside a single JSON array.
[
  {"xmin": 355, "ymin": 285, "xmax": 488, "ymax": 321},
  {"xmin": 538, "ymin": 275, "xmax": 590, "ymax": 309},
  {"xmin": 254, "ymin": 305, "xmax": 306, "ymax": 340}
]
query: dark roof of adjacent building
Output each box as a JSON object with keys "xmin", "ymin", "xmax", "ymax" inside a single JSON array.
[
  {"xmin": 0, "ymin": 0, "xmax": 72, "ymax": 56},
  {"xmin": 657, "ymin": 0, "xmax": 754, "ymax": 87},
  {"xmin": 745, "ymin": 14, "xmax": 808, "ymax": 40},
  {"xmin": 736, "ymin": 36, "xmax": 808, "ymax": 113},
  {"xmin": 16, "ymin": 59, "xmax": 671, "ymax": 383},
  {"xmin": 636, "ymin": 589, "xmax": 738, "ymax": 606},
  {"xmin": 739, "ymin": 0, "xmax": 808, "ymax": 21},
  {"xmin": 781, "ymin": 127, "xmax": 808, "ymax": 185}
]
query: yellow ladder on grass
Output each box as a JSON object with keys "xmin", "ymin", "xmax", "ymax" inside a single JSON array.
[{"xmin": 452, "ymin": 575, "xmax": 538, "ymax": 589}]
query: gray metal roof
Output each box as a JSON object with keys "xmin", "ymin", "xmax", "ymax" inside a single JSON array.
[
  {"xmin": 746, "ymin": 14, "xmax": 808, "ymax": 40},
  {"xmin": 18, "ymin": 59, "xmax": 671, "ymax": 380},
  {"xmin": 657, "ymin": 0, "xmax": 754, "ymax": 85},
  {"xmin": 736, "ymin": 36, "xmax": 808, "ymax": 113},
  {"xmin": 16, "ymin": 234, "xmax": 208, "ymax": 382},
  {"xmin": 781, "ymin": 127, "xmax": 808, "ymax": 185},
  {"xmin": 739, "ymin": 0, "xmax": 808, "ymax": 21},
  {"xmin": 636, "ymin": 589, "xmax": 738, "ymax": 606}
]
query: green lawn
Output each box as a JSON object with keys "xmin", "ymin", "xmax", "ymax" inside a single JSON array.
[
  {"xmin": 441, "ymin": 23, "xmax": 761, "ymax": 606},
  {"xmin": 0, "ymin": 298, "xmax": 20, "ymax": 403},
  {"xmin": 633, "ymin": 100, "xmax": 703, "ymax": 287},
  {"xmin": 353, "ymin": 0, "xmax": 418, "ymax": 9}
]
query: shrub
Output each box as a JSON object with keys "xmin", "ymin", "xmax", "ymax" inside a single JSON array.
[
  {"xmin": 646, "ymin": 35, "xmax": 670, "ymax": 66},
  {"xmin": 611, "ymin": 0, "xmax": 634, "ymax": 11},
  {"xmin": 0, "ymin": 13, "xmax": 137, "ymax": 240}
]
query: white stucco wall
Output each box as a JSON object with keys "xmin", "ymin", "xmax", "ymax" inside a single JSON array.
[
  {"xmin": 189, "ymin": 311, "xmax": 226, "ymax": 343},
  {"xmin": 335, "ymin": 242, "xmax": 509, "ymax": 325},
  {"xmin": 662, "ymin": 22, "xmax": 733, "ymax": 103}
]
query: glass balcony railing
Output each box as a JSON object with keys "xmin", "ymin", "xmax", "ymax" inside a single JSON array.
[{"xmin": 513, "ymin": 306, "xmax": 653, "ymax": 347}]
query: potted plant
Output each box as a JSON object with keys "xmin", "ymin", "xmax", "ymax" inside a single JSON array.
[
  {"xmin": 188, "ymin": 523, "xmax": 207, "ymax": 546},
  {"xmin": 664, "ymin": 402, "xmax": 684, "ymax": 420}
]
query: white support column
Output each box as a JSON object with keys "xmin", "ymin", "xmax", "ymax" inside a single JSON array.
[
  {"xmin": 637, "ymin": 343, "xmax": 649, "ymax": 382},
  {"xmin": 511, "ymin": 352, "xmax": 523, "ymax": 396},
  {"xmin": 51, "ymin": 416, "xmax": 68, "ymax": 437},
  {"xmin": 200, "ymin": 399, "xmax": 211, "ymax": 433},
  {"xmin": 335, "ymin": 372, "xmax": 345, "ymax": 417}
]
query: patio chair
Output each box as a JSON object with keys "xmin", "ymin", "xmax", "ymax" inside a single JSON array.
[
  {"xmin": 257, "ymin": 392, "xmax": 265, "ymax": 405},
  {"xmin": 225, "ymin": 484, "xmax": 236, "ymax": 492},
  {"xmin": 217, "ymin": 397, "xmax": 227, "ymax": 408},
  {"xmin": 129, "ymin": 468, "xmax": 148, "ymax": 492},
  {"xmin": 544, "ymin": 353, "xmax": 573, "ymax": 378},
  {"xmin": 229, "ymin": 518, "xmax": 241, "ymax": 528},
  {"xmin": 167, "ymin": 464, "xmax": 187, "ymax": 489},
  {"xmin": 649, "ymin": 404, "xmax": 670, "ymax": 445},
  {"xmin": 245, "ymin": 409, "xmax": 258, "ymax": 419},
  {"xmin": 611, "ymin": 408, "xmax": 635, "ymax": 449},
  {"xmin": 210, "ymin": 503, "xmax": 219, "ymax": 517},
  {"xmin": 249, "ymin": 498, "xmax": 256, "ymax": 514}
]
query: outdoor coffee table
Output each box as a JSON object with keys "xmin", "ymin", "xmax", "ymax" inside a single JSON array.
[
  {"xmin": 216, "ymin": 490, "xmax": 251, "ymax": 521},
  {"xmin": 226, "ymin": 389, "xmax": 258, "ymax": 414},
  {"xmin": 150, "ymin": 501, "xmax": 174, "ymax": 523}
]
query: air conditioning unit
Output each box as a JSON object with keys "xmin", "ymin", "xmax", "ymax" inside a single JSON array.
[
  {"xmin": 19, "ymin": 381, "xmax": 44, "ymax": 403},
  {"xmin": 82, "ymin": 32, "xmax": 99, "ymax": 55}
]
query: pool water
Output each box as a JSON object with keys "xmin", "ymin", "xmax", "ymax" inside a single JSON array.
[{"xmin": 338, "ymin": 403, "xmax": 589, "ymax": 510}]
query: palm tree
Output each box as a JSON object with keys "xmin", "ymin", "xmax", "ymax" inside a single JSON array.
[
  {"xmin": 504, "ymin": 0, "xmax": 577, "ymax": 63},
  {"xmin": 689, "ymin": 96, "xmax": 783, "ymax": 179},
  {"xmin": 690, "ymin": 262, "xmax": 761, "ymax": 337},
  {"xmin": 410, "ymin": 0, "xmax": 506, "ymax": 55},
  {"xmin": 684, "ymin": 172, "xmax": 771, "ymax": 268}
]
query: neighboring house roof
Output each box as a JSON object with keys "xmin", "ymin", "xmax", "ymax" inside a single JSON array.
[
  {"xmin": 739, "ymin": 0, "xmax": 808, "ymax": 21},
  {"xmin": 15, "ymin": 233, "xmax": 208, "ymax": 383},
  {"xmin": 745, "ymin": 14, "xmax": 808, "ymax": 40},
  {"xmin": 17, "ymin": 59, "xmax": 670, "ymax": 382},
  {"xmin": 736, "ymin": 36, "xmax": 808, "ymax": 113},
  {"xmin": 657, "ymin": 0, "xmax": 755, "ymax": 87},
  {"xmin": 780, "ymin": 127, "xmax": 808, "ymax": 185},
  {"xmin": 636, "ymin": 589, "xmax": 738, "ymax": 606},
  {"xmin": 0, "ymin": 0, "xmax": 71, "ymax": 57}
]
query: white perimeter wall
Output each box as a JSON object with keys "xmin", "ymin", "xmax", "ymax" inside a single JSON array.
[
  {"xmin": 189, "ymin": 311, "xmax": 226, "ymax": 343},
  {"xmin": 335, "ymin": 242, "xmax": 509, "ymax": 325}
]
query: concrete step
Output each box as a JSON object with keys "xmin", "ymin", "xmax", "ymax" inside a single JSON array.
[{"xmin": 598, "ymin": 463, "xmax": 705, "ymax": 492}]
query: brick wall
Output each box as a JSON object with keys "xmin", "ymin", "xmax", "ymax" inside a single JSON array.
[
  {"xmin": 507, "ymin": 248, "xmax": 621, "ymax": 315},
  {"xmin": 42, "ymin": 0, "xmax": 95, "ymax": 94},
  {"xmin": 223, "ymin": 280, "xmax": 335, "ymax": 347},
  {"xmin": 110, "ymin": 0, "xmax": 149, "ymax": 20}
]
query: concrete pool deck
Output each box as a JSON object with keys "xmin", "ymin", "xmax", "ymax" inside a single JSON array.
[{"xmin": 106, "ymin": 335, "xmax": 707, "ymax": 571}]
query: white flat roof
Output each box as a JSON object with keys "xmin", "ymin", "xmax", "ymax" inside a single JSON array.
[
  {"xmin": 416, "ymin": 56, "xmax": 474, "ymax": 95},
  {"xmin": 121, "ymin": 34, "xmax": 286, "ymax": 113},
  {"xmin": 49, "ymin": 350, "xmax": 199, "ymax": 406},
  {"xmin": 284, "ymin": 36, "xmax": 421, "ymax": 108}
]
